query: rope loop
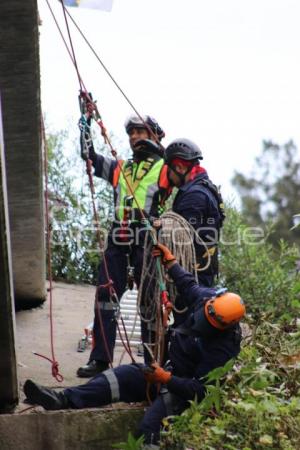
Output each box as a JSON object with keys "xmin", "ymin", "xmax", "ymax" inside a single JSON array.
[
  {"xmin": 33, "ymin": 352, "xmax": 64, "ymax": 383},
  {"xmin": 51, "ymin": 360, "xmax": 64, "ymax": 382}
]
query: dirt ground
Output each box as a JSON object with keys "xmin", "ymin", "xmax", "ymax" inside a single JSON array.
[{"xmin": 15, "ymin": 282, "xmax": 141, "ymax": 409}]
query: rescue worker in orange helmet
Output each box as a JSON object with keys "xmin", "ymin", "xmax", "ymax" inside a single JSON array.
[
  {"xmin": 24, "ymin": 242, "xmax": 244, "ymax": 449},
  {"xmin": 77, "ymin": 113, "xmax": 172, "ymax": 378}
]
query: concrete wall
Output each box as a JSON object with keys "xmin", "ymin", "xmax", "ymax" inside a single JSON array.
[
  {"xmin": 0, "ymin": 407, "xmax": 144, "ymax": 450},
  {"xmin": 0, "ymin": 0, "xmax": 46, "ymax": 306},
  {"xmin": 0, "ymin": 100, "xmax": 18, "ymax": 413}
]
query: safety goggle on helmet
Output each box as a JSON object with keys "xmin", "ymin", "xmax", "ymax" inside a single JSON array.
[
  {"xmin": 124, "ymin": 114, "xmax": 165, "ymax": 141},
  {"xmin": 164, "ymin": 138, "xmax": 203, "ymax": 165}
]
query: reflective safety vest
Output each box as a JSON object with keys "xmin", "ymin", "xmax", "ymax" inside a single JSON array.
[{"xmin": 112, "ymin": 157, "xmax": 170, "ymax": 221}]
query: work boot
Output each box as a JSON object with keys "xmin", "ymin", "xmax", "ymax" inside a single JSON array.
[
  {"xmin": 76, "ymin": 359, "xmax": 109, "ymax": 378},
  {"xmin": 23, "ymin": 380, "xmax": 70, "ymax": 410}
]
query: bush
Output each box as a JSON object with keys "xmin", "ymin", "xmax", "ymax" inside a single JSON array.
[
  {"xmin": 160, "ymin": 319, "xmax": 300, "ymax": 450},
  {"xmin": 46, "ymin": 128, "xmax": 114, "ymax": 284},
  {"xmin": 160, "ymin": 206, "xmax": 300, "ymax": 449},
  {"xmin": 219, "ymin": 206, "xmax": 300, "ymax": 321}
]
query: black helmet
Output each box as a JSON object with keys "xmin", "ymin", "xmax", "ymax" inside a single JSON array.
[
  {"xmin": 165, "ymin": 138, "xmax": 203, "ymax": 165},
  {"xmin": 124, "ymin": 114, "xmax": 165, "ymax": 141}
]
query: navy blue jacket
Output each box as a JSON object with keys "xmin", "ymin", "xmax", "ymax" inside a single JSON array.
[
  {"xmin": 172, "ymin": 171, "xmax": 222, "ymax": 286},
  {"xmin": 165, "ymin": 263, "xmax": 240, "ymax": 402}
]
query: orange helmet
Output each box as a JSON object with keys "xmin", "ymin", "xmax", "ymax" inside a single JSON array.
[
  {"xmin": 205, "ymin": 292, "xmax": 246, "ymax": 330},
  {"xmin": 191, "ymin": 291, "xmax": 246, "ymax": 336}
]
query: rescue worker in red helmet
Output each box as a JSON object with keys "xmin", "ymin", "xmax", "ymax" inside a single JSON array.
[
  {"xmin": 164, "ymin": 138, "xmax": 225, "ymax": 287},
  {"xmin": 23, "ymin": 242, "xmax": 244, "ymax": 449},
  {"xmin": 77, "ymin": 112, "xmax": 172, "ymax": 378}
]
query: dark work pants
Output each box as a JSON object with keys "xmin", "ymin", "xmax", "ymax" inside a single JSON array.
[
  {"xmin": 65, "ymin": 364, "xmax": 182, "ymax": 445},
  {"xmin": 89, "ymin": 243, "xmax": 154, "ymax": 364}
]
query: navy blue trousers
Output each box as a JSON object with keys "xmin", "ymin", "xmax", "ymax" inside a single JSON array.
[
  {"xmin": 89, "ymin": 243, "xmax": 155, "ymax": 364},
  {"xmin": 65, "ymin": 364, "xmax": 185, "ymax": 445}
]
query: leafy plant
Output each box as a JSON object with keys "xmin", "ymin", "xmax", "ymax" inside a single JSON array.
[
  {"xmin": 231, "ymin": 140, "xmax": 300, "ymax": 247},
  {"xmin": 161, "ymin": 206, "xmax": 300, "ymax": 449},
  {"xmin": 219, "ymin": 206, "xmax": 300, "ymax": 321},
  {"xmin": 113, "ymin": 432, "xmax": 144, "ymax": 450},
  {"xmin": 161, "ymin": 320, "xmax": 300, "ymax": 450},
  {"xmin": 45, "ymin": 127, "xmax": 115, "ymax": 284}
]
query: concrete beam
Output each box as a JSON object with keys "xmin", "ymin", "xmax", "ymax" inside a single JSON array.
[
  {"xmin": 0, "ymin": 0, "xmax": 46, "ymax": 306},
  {"xmin": 0, "ymin": 99, "xmax": 18, "ymax": 413},
  {"xmin": 0, "ymin": 406, "xmax": 144, "ymax": 450}
]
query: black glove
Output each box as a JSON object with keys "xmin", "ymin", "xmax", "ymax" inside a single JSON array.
[{"xmin": 133, "ymin": 139, "xmax": 164, "ymax": 158}]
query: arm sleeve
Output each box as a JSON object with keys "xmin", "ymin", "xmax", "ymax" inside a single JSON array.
[
  {"xmin": 168, "ymin": 263, "xmax": 215, "ymax": 307},
  {"xmin": 167, "ymin": 375, "xmax": 206, "ymax": 401},
  {"xmin": 93, "ymin": 154, "xmax": 118, "ymax": 184},
  {"xmin": 175, "ymin": 191, "xmax": 208, "ymax": 231}
]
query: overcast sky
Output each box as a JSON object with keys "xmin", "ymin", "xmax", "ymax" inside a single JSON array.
[{"xmin": 38, "ymin": 0, "xmax": 300, "ymax": 202}]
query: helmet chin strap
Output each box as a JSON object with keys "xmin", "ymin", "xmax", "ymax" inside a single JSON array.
[{"xmin": 168, "ymin": 164, "xmax": 193, "ymax": 187}]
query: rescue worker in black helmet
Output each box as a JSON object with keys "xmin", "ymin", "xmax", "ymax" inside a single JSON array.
[
  {"xmin": 23, "ymin": 242, "xmax": 244, "ymax": 449},
  {"xmin": 164, "ymin": 138, "xmax": 225, "ymax": 287},
  {"xmin": 77, "ymin": 111, "xmax": 172, "ymax": 378}
]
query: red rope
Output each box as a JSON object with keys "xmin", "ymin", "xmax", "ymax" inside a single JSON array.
[
  {"xmin": 44, "ymin": 0, "xmax": 166, "ymax": 364},
  {"xmin": 37, "ymin": 117, "xmax": 64, "ymax": 383},
  {"xmin": 59, "ymin": 0, "xmax": 83, "ymax": 90},
  {"xmin": 63, "ymin": 5, "xmax": 164, "ymax": 148}
]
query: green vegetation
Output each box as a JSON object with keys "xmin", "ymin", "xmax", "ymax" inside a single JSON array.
[
  {"xmin": 159, "ymin": 206, "xmax": 300, "ymax": 449},
  {"xmin": 220, "ymin": 207, "xmax": 300, "ymax": 322},
  {"xmin": 232, "ymin": 140, "xmax": 300, "ymax": 247},
  {"xmin": 47, "ymin": 131, "xmax": 300, "ymax": 448},
  {"xmin": 160, "ymin": 322, "xmax": 300, "ymax": 449},
  {"xmin": 46, "ymin": 128, "xmax": 114, "ymax": 284}
]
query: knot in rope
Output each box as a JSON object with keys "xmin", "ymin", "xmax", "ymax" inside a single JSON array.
[
  {"xmin": 51, "ymin": 360, "xmax": 64, "ymax": 382},
  {"xmin": 33, "ymin": 352, "xmax": 64, "ymax": 383}
]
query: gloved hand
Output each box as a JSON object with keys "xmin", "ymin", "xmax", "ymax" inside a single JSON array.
[
  {"xmin": 79, "ymin": 116, "xmax": 96, "ymax": 162},
  {"xmin": 78, "ymin": 116, "xmax": 87, "ymax": 133},
  {"xmin": 143, "ymin": 362, "xmax": 172, "ymax": 384},
  {"xmin": 133, "ymin": 139, "xmax": 164, "ymax": 157},
  {"xmin": 152, "ymin": 243, "xmax": 176, "ymax": 266}
]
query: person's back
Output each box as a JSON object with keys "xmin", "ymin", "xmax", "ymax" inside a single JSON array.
[{"xmin": 164, "ymin": 138, "xmax": 225, "ymax": 286}]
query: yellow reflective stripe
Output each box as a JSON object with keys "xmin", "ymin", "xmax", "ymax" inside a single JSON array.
[
  {"xmin": 116, "ymin": 159, "xmax": 164, "ymax": 220},
  {"xmin": 202, "ymin": 246, "xmax": 216, "ymax": 258}
]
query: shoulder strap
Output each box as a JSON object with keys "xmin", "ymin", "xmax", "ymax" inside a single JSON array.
[{"xmin": 198, "ymin": 178, "xmax": 226, "ymax": 227}]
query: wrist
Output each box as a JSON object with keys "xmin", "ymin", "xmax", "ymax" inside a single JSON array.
[
  {"xmin": 165, "ymin": 259, "xmax": 177, "ymax": 269},
  {"xmin": 160, "ymin": 370, "xmax": 172, "ymax": 384}
]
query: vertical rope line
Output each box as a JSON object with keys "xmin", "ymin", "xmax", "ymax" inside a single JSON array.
[{"xmin": 36, "ymin": 116, "xmax": 63, "ymax": 382}]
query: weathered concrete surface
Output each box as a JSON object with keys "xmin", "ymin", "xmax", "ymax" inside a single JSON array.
[
  {"xmin": 15, "ymin": 282, "xmax": 142, "ymax": 389},
  {"xmin": 0, "ymin": 282, "xmax": 144, "ymax": 448},
  {"xmin": 0, "ymin": 102, "xmax": 18, "ymax": 412},
  {"xmin": 0, "ymin": 407, "xmax": 145, "ymax": 450},
  {"xmin": 0, "ymin": 0, "xmax": 45, "ymax": 305}
]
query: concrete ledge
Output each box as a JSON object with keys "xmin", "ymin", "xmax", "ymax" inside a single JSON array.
[{"xmin": 0, "ymin": 405, "xmax": 145, "ymax": 450}]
